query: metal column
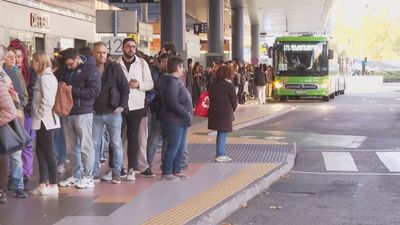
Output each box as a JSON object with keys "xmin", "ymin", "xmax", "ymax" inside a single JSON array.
[
  {"xmin": 231, "ymin": 6, "xmax": 244, "ymax": 62},
  {"xmin": 141, "ymin": 3, "xmax": 148, "ymax": 22},
  {"xmin": 160, "ymin": 0, "xmax": 185, "ymax": 53},
  {"xmin": 207, "ymin": 0, "xmax": 224, "ymax": 64},
  {"xmin": 251, "ymin": 24, "xmax": 260, "ymax": 64}
]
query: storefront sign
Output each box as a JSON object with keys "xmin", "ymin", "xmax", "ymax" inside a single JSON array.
[{"xmin": 30, "ymin": 12, "xmax": 50, "ymax": 32}]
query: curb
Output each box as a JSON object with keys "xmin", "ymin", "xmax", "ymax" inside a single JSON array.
[
  {"xmin": 208, "ymin": 106, "xmax": 297, "ymax": 136},
  {"xmin": 189, "ymin": 143, "xmax": 297, "ymax": 225}
]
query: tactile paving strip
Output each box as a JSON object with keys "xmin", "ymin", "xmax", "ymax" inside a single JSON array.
[
  {"xmin": 142, "ymin": 163, "xmax": 280, "ymax": 225},
  {"xmin": 188, "ymin": 135, "xmax": 294, "ymax": 163}
]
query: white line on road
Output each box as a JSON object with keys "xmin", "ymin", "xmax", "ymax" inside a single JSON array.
[
  {"xmin": 376, "ymin": 152, "xmax": 400, "ymax": 172},
  {"xmin": 322, "ymin": 152, "xmax": 358, "ymax": 172},
  {"xmin": 301, "ymin": 149, "xmax": 400, "ymax": 152},
  {"xmin": 389, "ymin": 108, "xmax": 395, "ymax": 111},
  {"xmin": 291, "ymin": 171, "xmax": 400, "ymax": 176}
]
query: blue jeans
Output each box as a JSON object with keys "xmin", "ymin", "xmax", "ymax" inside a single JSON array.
[
  {"xmin": 54, "ymin": 124, "xmax": 67, "ymax": 164},
  {"xmin": 9, "ymin": 150, "xmax": 24, "ymax": 189},
  {"xmin": 62, "ymin": 114, "xmax": 94, "ymax": 179},
  {"xmin": 162, "ymin": 121, "xmax": 188, "ymax": 175},
  {"xmin": 92, "ymin": 113, "xmax": 123, "ymax": 176},
  {"xmin": 146, "ymin": 113, "xmax": 167, "ymax": 168},
  {"xmin": 216, "ymin": 131, "xmax": 228, "ymax": 157}
]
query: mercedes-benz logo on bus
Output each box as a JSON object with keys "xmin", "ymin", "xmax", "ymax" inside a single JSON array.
[{"xmin": 299, "ymin": 84, "xmax": 304, "ymax": 89}]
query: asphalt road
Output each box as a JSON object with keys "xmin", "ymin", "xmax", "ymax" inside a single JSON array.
[{"xmin": 224, "ymin": 92, "xmax": 400, "ymax": 225}]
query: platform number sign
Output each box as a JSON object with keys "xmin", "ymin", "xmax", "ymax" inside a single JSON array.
[
  {"xmin": 194, "ymin": 23, "xmax": 207, "ymax": 34},
  {"xmin": 101, "ymin": 37, "xmax": 124, "ymax": 55}
]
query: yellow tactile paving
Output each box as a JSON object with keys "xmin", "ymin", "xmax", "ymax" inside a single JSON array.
[
  {"xmin": 142, "ymin": 163, "xmax": 281, "ymax": 225},
  {"xmin": 94, "ymin": 195, "xmax": 135, "ymax": 203},
  {"xmin": 187, "ymin": 134, "xmax": 289, "ymax": 145}
]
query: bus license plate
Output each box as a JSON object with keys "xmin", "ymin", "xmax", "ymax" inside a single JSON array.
[{"xmin": 295, "ymin": 90, "xmax": 307, "ymax": 94}]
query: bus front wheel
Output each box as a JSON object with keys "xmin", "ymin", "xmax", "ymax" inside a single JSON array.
[{"xmin": 322, "ymin": 96, "xmax": 330, "ymax": 102}]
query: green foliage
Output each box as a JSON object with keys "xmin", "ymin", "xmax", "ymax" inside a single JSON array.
[{"xmin": 381, "ymin": 70, "xmax": 400, "ymax": 82}]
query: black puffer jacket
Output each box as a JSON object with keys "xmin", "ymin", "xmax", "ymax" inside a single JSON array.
[{"xmin": 62, "ymin": 56, "xmax": 101, "ymax": 115}]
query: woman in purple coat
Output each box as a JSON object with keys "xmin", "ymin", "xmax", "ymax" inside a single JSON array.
[{"xmin": 208, "ymin": 65, "xmax": 238, "ymax": 162}]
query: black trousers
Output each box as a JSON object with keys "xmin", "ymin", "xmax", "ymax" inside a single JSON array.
[
  {"xmin": 125, "ymin": 108, "xmax": 147, "ymax": 170},
  {"xmin": 36, "ymin": 123, "xmax": 57, "ymax": 184}
]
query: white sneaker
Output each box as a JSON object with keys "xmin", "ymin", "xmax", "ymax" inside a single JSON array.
[
  {"xmin": 215, "ymin": 156, "xmax": 232, "ymax": 162},
  {"xmin": 101, "ymin": 171, "xmax": 112, "ymax": 182},
  {"xmin": 76, "ymin": 177, "xmax": 95, "ymax": 189},
  {"xmin": 57, "ymin": 163, "xmax": 65, "ymax": 174},
  {"xmin": 47, "ymin": 186, "xmax": 59, "ymax": 194},
  {"xmin": 32, "ymin": 186, "xmax": 47, "ymax": 196},
  {"xmin": 59, "ymin": 176, "xmax": 79, "ymax": 187},
  {"xmin": 126, "ymin": 168, "xmax": 136, "ymax": 181}
]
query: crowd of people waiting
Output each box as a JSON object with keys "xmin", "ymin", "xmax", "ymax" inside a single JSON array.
[{"xmin": 0, "ymin": 38, "xmax": 275, "ymax": 204}]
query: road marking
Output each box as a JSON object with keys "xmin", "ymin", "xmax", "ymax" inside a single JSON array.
[
  {"xmin": 395, "ymin": 98, "xmax": 400, "ymax": 101},
  {"xmin": 389, "ymin": 108, "xmax": 395, "ymax": 111},
  {"xmin": 376, "ymin": 152, "xmax": 400, "ymax": 172},
  {"xmin": 291, "ymin": 171, "xmax": 400, "ymax": 176},
  {"xmin": 301, "ymin": 148, "xmax": 400, "ymax": 152},
  {"xmin": 322, "ymin": 152, "xmax": 358, "ymax": 172}
]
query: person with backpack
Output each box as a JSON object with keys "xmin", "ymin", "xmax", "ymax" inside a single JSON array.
[
  {"xmin": 146, "ymin": 53, "xmax": 170, "ymax": 174},
  {"xmin": 30, "ymin": 51, "xmax": 60, "ymax": 196},
  {"xmin": 58, "ymin": 48, "xmax": 101, "ymax": 189},
  {"xmin": 91, "ymin": 42, "xmax": 129, "ymax": 184}
]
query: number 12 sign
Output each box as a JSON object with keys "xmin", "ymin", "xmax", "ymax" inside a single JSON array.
[{"xmin": 101, "ymin": 36, "xmax": 124, "ymax": 55}]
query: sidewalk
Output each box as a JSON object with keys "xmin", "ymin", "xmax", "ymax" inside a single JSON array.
[{"xmin": 0, "ymin": 103, "xmax": 297, "ymax": 225}]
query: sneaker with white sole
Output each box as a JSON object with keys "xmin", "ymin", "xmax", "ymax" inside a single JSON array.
[
  {"xmin": 161, "ymin": 174, "xmax": 180, "ymax": 181},
  {"xmin": 76, "ymin": 177, "xmax": 95, "ymax": 189},
  {"xmin": 32, "ymin": 186, "xmax": 48, "ymax": 196},
  {"xmin": 215, "ymin": 156, "xmax": 232, "ymax": 162},
  {"xmin": 126, "ymin": 168, "xmax": 135, "ymax": 181},
  {"xmin": 101, "ymin": 171, "xmax": 112, "ymax": 182},
  {"xmin": 47, "ymin": 186, "xmax": 59, "ymax": 194},
  {"xmin": 59, "ymin": 176, "xmax": 79, "ymax": 187}
]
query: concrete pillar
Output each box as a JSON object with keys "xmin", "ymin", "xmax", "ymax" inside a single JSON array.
[
  {"xmin": 141, "ymin": 3, "xmax": 148, "ymax": 22},
  {"xmin": 251, "ymin": 24, "xmax": 260, "ymax": 64},
  {"xmin": 160, "ymin": 0, "xmax": 185, "ymax": 53},
  {"xmin": 207, "ymin": 0, "xmax": 224, "ymax": 64},
  {"xmin": 231, "ymin": 6, "xmax": 244, "ymax": 62}
]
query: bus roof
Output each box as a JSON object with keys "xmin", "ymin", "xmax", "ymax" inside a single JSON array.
[{"xmin": 275, "ymin": 36, "xmax": 327, "ymax": 42}]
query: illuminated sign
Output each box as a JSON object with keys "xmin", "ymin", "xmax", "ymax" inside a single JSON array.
[
  {"xmin": 284, "ymin": 45, "xmax": 315, "ymax": 51},
  {"xmin": 194, "ymin": 23, "xmax": 207, "ymax": 34}
]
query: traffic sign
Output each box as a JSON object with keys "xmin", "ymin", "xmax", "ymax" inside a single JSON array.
[{"xmin": 101, "ymin": 36, "xmax": 125, "ymax": 55}]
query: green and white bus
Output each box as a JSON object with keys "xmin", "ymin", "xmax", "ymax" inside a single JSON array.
[{"xmin": 271, "ymin": 36, "xmax": 345, "ymax": 102}]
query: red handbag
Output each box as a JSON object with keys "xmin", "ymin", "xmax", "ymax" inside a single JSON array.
[{"xmin": 195, "ymin": 92, "xmax": 209, "ymax": 117}]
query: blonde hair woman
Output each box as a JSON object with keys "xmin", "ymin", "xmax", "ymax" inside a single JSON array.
[{"xmin": 31, "ymin": 51, "xmax": 60, "ymax": 195}]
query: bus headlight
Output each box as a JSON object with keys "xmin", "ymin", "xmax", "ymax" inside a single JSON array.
[
  {"xmin": 320, "ymin": 83, "xmax": 329, "ymax": 89},
  {"xmin": 274, "ymin": 81, "xmax": 283, "ymax": 89}
]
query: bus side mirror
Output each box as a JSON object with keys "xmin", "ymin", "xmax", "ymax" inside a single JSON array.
[
  {"xmin": 328, "ymin": 49, "xmax": 334, "ymax": 59},
  {"xmin": 268, "ymin": 47, "xmax": 273, "ymax": 58}
]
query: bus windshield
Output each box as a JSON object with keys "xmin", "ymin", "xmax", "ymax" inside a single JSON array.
[{"xmin": 275, "ymin": 42, "xmax": 328, "ymax": 76}]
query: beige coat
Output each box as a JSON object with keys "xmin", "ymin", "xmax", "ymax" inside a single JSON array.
[{"xmin": 32, "ymin": 68, "xmax": 60, "ymax": 130}]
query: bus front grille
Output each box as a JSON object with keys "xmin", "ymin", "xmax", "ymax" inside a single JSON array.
[{"xmin": 285, "ymin": 84, "xmax": 318, "ymax": 89}]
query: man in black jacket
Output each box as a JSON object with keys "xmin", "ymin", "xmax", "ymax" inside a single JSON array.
[
  {"xmin": 91, "ymin": 42, "xmax": 129, "ymax": 184},
  {"xmin": 58, "ymin": 48, "xmax": 101, "ymax": 189}
]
